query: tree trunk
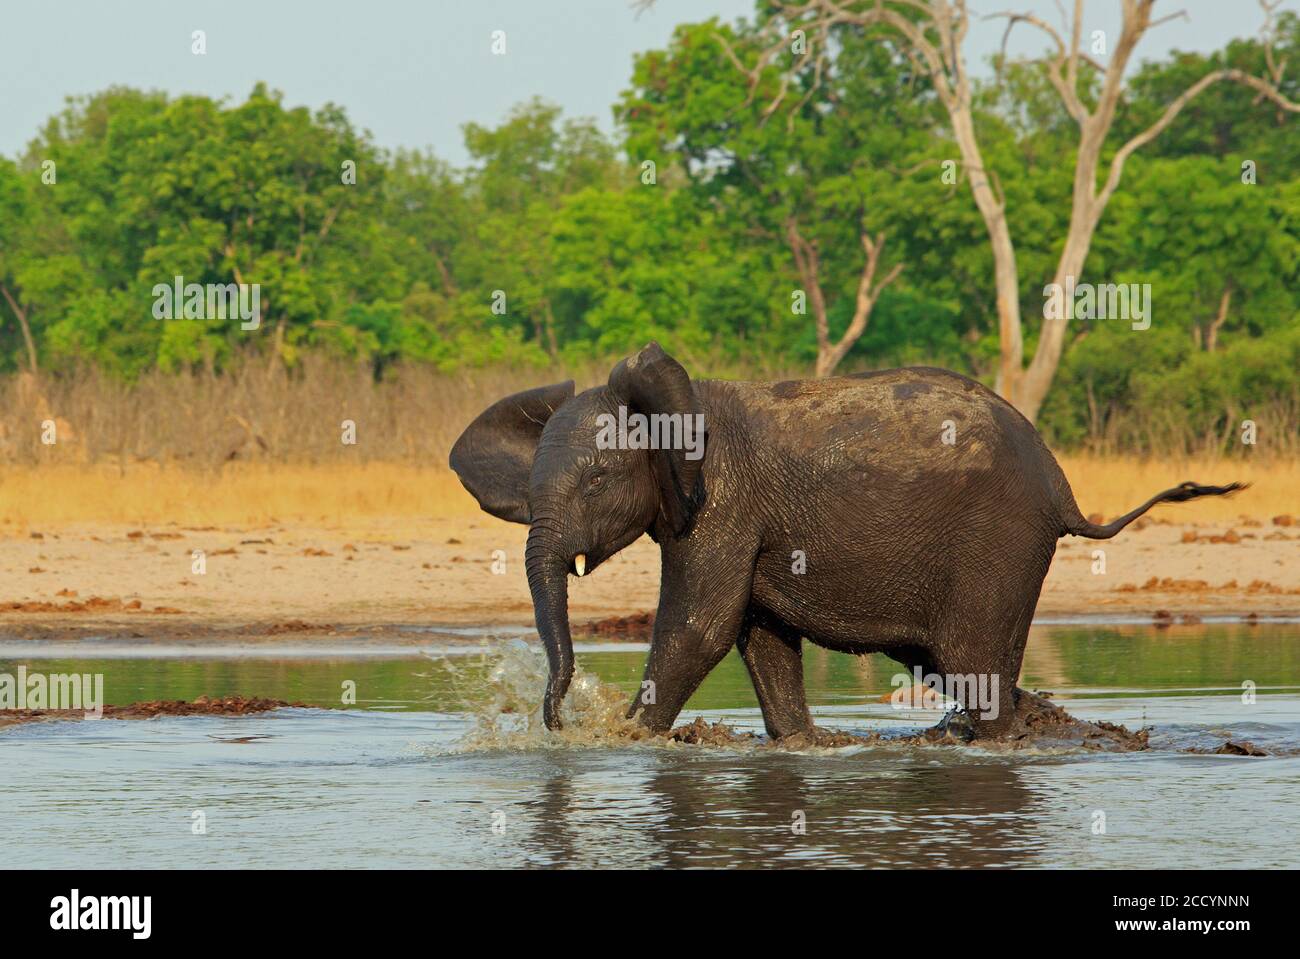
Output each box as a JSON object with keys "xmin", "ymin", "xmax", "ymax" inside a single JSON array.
[
  {"xmin": 542, "ymin": 301, "xmax": 559, "ymax": 359},
  {"xmin": 944, "ymin": 107, "xmax": 1024, "ymax": 405},
  {"xmin": 1206, "ymin": 287, "xmax": 1231, "ymax": 352},
  {"xmin": 1, "ymin": 282, "xmax": 38, "ymax": 374}
]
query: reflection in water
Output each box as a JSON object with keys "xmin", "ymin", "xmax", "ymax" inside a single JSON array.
[
  {"xmin": 2, "ymin": 622, "xmax": 1298, "ymax": 869},
  {"xmin": 3, "ymin": 621, "xmax": 1295, "ymax": 713},
  {"xmin": 584, "ymin": 754, "xmax": 1043, "ymax": 869}
]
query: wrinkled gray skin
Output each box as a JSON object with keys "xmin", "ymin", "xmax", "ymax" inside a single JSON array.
[{"xmin": 450, "ymin": 343, "xmax": 1243, "ymax": 739}]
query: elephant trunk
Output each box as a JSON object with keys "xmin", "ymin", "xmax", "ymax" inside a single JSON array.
[{"xmin": 525, "ymin": 511, "xmax": 574, "ymax": 730}]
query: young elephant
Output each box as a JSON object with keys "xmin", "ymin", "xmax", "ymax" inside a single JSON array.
[{"xmin": 450, "ymin": 343, "xmax": 1242, "ymax": 739}]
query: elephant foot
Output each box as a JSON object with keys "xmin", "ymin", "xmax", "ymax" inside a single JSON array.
[
  {"xmin": 924, "ymin": 706, "xmax": 976, "ymax": 743},
  {"xmin": 665, "ymin": 716, "xmax": 759, "ymax": 746},
  {"xmin": 773, "ymin": 725, "xmax": 862, "ymax": 749},
  {"xmin": 664, "ymin": 717, "xmax": 861, "ymax": 749},
  {"xmin": 984, "ymin": 688, "xmax": 1149, "ymax": 750}
]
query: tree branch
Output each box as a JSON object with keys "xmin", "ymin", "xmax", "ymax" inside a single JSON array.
[
  {"xmin": 815, "ymin": 229, "xmax": 905, "ymax": 377},
  {"xmin": 1097, "ymin": 66, "xmax": 1300, "ymax": 213}
]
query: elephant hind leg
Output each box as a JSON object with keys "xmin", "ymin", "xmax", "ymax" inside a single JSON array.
[
  {"xmin": 930, "ymin": 596, "xmax": 1039, "ymax": 740},
  {"xmin": 738, "ymin": 616, "xmax": 815, "ymax": 740}
]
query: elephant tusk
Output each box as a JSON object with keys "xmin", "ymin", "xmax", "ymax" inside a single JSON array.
[{"xmin": 574, "ymin": 554, "xmax": 586, "ymax": 577}]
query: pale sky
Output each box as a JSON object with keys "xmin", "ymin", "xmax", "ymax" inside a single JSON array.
[{"xmin": 1, "ymin": 1, "xmax": 1287, "ymax": 166}]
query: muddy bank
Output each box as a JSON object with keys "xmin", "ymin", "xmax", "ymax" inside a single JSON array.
[
  {"xmin": 575, "ymin": 611, "xmax": 655, "ymax": 639},
  {"xmin": 1192, "ymin": 739, "xmax": 1270, "ymax": 756},
  {"xmin": 0, "ymin": 619, "xmax": 524, "ymax": 645},
  {"xmin": 0, "ymin": 695, "xmax": 306, "ymax": 728},
  {"xmin": 1, "ymin": 516, "xmax": 1298, "ymax": 642},
  {"xmin": 2, "ymin": 595, "xmax": 185, "ymax": 615}
]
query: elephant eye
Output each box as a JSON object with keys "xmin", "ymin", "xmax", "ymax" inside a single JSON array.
[{"xmin": 585, "ymin": 471, "xmax": 606, "ymax": 494}]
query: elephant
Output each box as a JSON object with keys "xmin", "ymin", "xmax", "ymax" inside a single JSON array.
[{"xmin": 450, "ymin": 342, "xmax": 1242, "ymax": 740}]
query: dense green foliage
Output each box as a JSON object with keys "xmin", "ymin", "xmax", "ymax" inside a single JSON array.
[{"xmin": 1, "ymin": 10, "xmax": 1297, "ymax": 452}]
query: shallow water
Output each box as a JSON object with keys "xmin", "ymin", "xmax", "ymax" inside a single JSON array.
[{"xmin": 2, "ymin": 622, "xmax": 1298, "ymax": 868}]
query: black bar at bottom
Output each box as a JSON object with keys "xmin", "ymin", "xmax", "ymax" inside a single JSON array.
[{"xmin": 2, "ymin": 868, "xmax": 1277, "ymax": 945}]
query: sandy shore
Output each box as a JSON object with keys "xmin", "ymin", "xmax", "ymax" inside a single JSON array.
[{"xmin": 1, "ymin": 510, "xmax": 1296, "ymax": 642}]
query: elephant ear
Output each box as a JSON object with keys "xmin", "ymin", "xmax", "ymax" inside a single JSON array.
[
  {"xmin": 449, "ymin": 380, "xmax": 575, "ymax": 524},
  {"xmin": 608, "ymin": 342, "xmax": 705, "ymax": 537}
]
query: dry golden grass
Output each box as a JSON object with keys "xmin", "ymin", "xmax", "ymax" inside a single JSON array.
[
  {"xmin": 0, "ymin": 463, "xmax": 476, "ymax": 532},
  {"xmin": 0, "ymin": 355, "xmax": 618, "ymax": 469},
  {"xmin": 1, "ymin": 455, "xmax": 1292, "ymax": 532},
  {"xmin": 1056, "ymin": 454, "xmax": 1298, "ymax": 524}
]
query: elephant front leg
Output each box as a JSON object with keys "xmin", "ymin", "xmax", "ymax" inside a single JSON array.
[
  {"xmin": 627, "ymin": 544, "xmax": 756, "ymax": 733},
  {"xmin": 628, "ymin": 624, "xmax": 739, "ymax": 732},
  {"xmin": 738, "ymin": 618, "xmax": 815, "ymax": 740}
]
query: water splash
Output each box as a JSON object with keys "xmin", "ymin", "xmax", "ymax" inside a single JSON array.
[
  {"xmin": 425, "ymin": 641, "xmax": 802, "ymax": 754},
  {"xmin": 421, "ymin": 641, "xmax": 1157, "ymax": 757},
  {"xmin": 429, "ymin": 641, "xmax": 649, "ymax": 751}
]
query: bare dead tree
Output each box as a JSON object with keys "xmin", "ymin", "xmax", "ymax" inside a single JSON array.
[
  {"xmin": 786, "ymin": 218, "xmax": 903, "ymax": 377},
  {"xmin": 706, "ymin": 0, "xmax": 1298, "ymax": 421}
]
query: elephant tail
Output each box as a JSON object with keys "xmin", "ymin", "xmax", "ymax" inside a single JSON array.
[{"xmin": 1062, "ymin": 481, "xmax": 1247, "ymax": 540}]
